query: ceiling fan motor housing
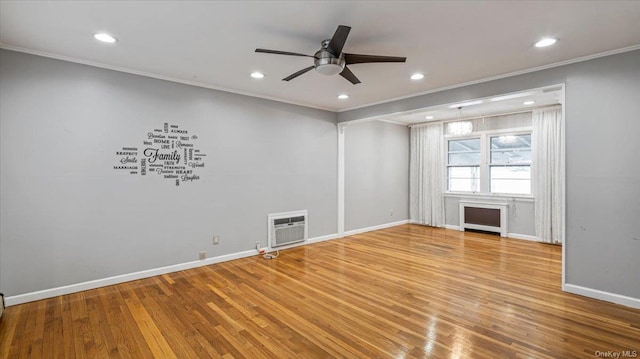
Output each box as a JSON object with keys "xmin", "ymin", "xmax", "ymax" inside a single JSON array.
[{"xmin": 314, "ymin": 40, "xmax": 345, "ymax": 76}]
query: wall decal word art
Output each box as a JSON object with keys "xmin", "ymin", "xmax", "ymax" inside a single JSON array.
[{"xmin": 114, "ymin": 123, "xmax": 206, "ymax": 186}]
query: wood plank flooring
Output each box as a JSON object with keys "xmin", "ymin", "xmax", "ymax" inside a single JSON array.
[{"xmin": 1, "ymin": 224, "xmax": 639, "ymax": 358}]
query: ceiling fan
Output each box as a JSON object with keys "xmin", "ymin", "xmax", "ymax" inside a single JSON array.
[{"xmin": 255, "ymin": 25, "xmax": 406, "ymax": 84}]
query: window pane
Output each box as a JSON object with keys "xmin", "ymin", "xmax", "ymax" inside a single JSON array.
[
  {"xmin": 448, "ymin": 166, "xmax": 479, "ymax": 192},
  {"xmin": 448, "ymin": 179, "xmax": 480, "ymax": 192},
  {"xmin": 491, "ymin": 166, "xmax": 531, "ymax": 179},
  {"xmin": 448, "ymin": 166, "xmax": 479, "ymax": 179},
  {"xmin": 448, "ymin": 138, "xmax": 480, "ymax": 152},
  {"xmin": 490, "ymin": 134, "xmax": 531, "ymax": 165},
  {"xmin": 491, "ymin": 149, "xmax": 531, "ymax": 164},
  {"xmin": 448, "ymin": 152, "xmax": 480, "ymax": 165},
  {"xmin": 491, "ymin": 179, "xmax": 531, "ymax": 194},
  {"xmin": 490, "ymin": 166, "xmax": 531, "ymax": 194},
  {"xmin": 490, "ymin": 134, "xmax": 531, "ymax": 149}
]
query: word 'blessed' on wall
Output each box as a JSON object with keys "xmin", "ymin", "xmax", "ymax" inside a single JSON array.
[{"xmin": 114, "ymin": 123, "xmax": 206, "ymax": 186}]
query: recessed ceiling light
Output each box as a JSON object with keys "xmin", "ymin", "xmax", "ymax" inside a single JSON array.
[
  {"xmin": 337, "ymin": 94, "xmax": 349, "ymax": 100},
  {"xmin": 523, "ymin": 100, "xmax": 535, "ymax": 105},
  {"xmin": 535, "ymin": 38, "xmax": 557, "ymax": 48},
  {"xmin": 448, "ymin": 100, "xmax": 482, "ymax": 109},
  {"xmin": 410, "ymin": 73, "xmax": 424, "ymax": 80},
  {"xmin": 425, "ymin": 115, "xmax": 434, "ymax": 120},
  {"xmin": 250, "ymin": 72, "xmax": 265, "ymax": 79},
  {"xmin": 94, "ymin": 33, "xmax": 117, "ymax": 43}
]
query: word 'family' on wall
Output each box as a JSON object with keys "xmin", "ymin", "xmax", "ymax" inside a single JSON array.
[{"xmin": 114, "ymin": 123, "xmax": 206, "ymax": 186}]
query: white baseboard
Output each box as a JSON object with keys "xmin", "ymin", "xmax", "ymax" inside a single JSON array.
[
  {"xmin": 252, "ymin": 221, "xmax": 408, "ymax": 254},
  {"xmin": 408, "ymin": 220, "xmax": 442, "ymax": 227},
  {"xmin": 5, "ymin": 248, "xmax": 260, "ymax": 306},
  {"xmin": 563, "ymin": 283, "xmax": 640, "ymax": 309},
  {"xmin": 343, "ymin": 220, "xmax": 409, "ymax": 237},
  {"xmin": 444, "ymin": 226, "xmax": 539, "ymax": 242},
  {"xmin": 308, "ymin": 233, "xmax": 341, "ymax": 244},
  {"xmin": 5, "ymin": 220, "xmax": 408, "ymax": 307},
  {"xmin": 261, "ymin": 233, "xmax": 341, "ymax": 252},
  {"xmin": 507, "ymin": 232, "xmax": 540, "ymax": 242}
]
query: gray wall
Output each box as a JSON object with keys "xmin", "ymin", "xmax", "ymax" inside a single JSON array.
[
  {"xmin": 340, "ymin": 50, "xmax": 640, "ymax": 300},
  {"xmin": 345, "ymin": 121, "xmax": 409, "ymax": 231},
  {"xmin": 0, "ymin": 49, "xmax": 337, "ymax": 296}
]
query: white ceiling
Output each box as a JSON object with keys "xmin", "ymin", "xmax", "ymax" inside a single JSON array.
[{"xmin": 1, "ymin": 1, "xmax": 639, "ymax": 112}]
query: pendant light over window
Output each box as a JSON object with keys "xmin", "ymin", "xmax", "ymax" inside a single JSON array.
[{"xmin": 447, "ymin": 107, "xmax": 473, "ymax": 136}]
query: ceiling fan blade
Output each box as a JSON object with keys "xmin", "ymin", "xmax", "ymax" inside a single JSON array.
[
  {"xmin": 327, "ymin": 25, "xmax": 351, "ymax": 57},
  {"xmin": 344, "ymin": 53, "xmax": 407, "ymax": 65},
  {"xmin": 283, "ymin": 66, "xmax": 315, "ymax": 81},
  {"xmin": 255, "ymin": 49, "xmax": 315, "ymax": 58},
  {"xmin": 340, "ymin": 66, "xmax": 361, "ymax": 85}
]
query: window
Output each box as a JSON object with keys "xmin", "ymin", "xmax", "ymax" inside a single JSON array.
[
  {"xmin": 446, "ymin": 132, "xmax": 531, "ymax": 195},
  {"xmin": 447, "ymin": 138, "xmax": 480, "ymax": 192},
  {"xmin": 489, "ymin": 134, "xmax": 531, "ymax": 194}
]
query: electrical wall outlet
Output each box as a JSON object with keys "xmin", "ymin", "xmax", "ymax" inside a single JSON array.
[
  {"xmin": 213, "ymin": 235, "xmax": 220, "ymax": 245},
  {"xmin": 255, "ymin": 242, "xmax": 260, "ymax": 251},
  {"xmin": 199, "ymin": 251, "xmax": 206, "ymax": 260}
]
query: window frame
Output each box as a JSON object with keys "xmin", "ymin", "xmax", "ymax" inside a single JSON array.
[
  {"xmin": 488, "ymin": 133, "xmax": 532, "ymax": 195},
  {"xmin": 445, "ymin": 127, "xmax": 533, "ymax": 198},
  {"xmin": 446, "ymin": 137, "xmax": 481, "ymax": 193}
]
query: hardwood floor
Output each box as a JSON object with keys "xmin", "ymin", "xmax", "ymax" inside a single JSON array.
[{"xmin": 1, "ymin": 224, "xmax": 639, "ymax": 358}]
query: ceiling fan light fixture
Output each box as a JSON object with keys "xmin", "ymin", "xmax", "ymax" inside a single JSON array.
[
  {"xmin": 314, "ymin": 51, "xmax": 346, "ymax": 76},
  {"xmin": 316, "ymin": 63, "xmax": 344, "ymax": 76}
]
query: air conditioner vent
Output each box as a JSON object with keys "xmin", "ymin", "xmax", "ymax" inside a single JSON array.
[{"xmin": 268, "ymin": 211, "xmax": 308, "ymax": 248}]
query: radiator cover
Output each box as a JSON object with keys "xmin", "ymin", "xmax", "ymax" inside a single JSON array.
[{"xmin": 459, "ymin": 201, "xmax": 508, "ymax": 237}]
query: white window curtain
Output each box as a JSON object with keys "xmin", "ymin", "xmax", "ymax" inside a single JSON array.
[
  {"xmin": 532, "ymin": 106, "xmax": 564, "ymax": 244},
  {"xmin": 410, "ymin": 123, "xmax": 445, "ymax": 227}
]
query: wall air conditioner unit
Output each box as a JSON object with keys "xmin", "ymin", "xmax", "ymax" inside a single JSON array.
[{"xmin": 268, "ymin": 210, "xmax": 308, "ymax": 248}]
